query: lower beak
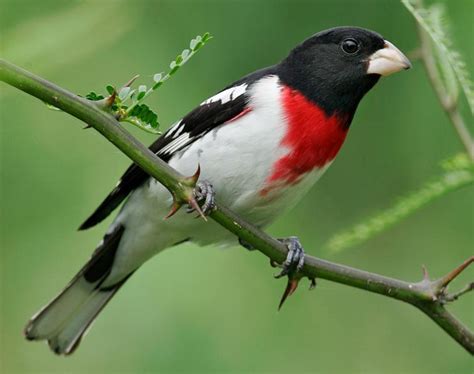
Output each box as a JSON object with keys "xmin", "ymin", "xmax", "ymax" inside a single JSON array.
[{"xmin": 366, "ymin": 40, "xmax": 411, "ymax": 76}]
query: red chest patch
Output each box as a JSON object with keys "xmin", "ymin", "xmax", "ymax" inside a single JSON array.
[{"xmin": 263, "ymin": 86, "xmax": 349, "ymax": 192}]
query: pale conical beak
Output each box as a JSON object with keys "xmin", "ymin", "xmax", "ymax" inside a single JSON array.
[{"xmin": 367, "ymin": 40, "xmax": 411, "ymax": 76}]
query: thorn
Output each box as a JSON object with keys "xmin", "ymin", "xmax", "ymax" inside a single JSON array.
[
  {"xmin": 104, "ymin": 90, "xmax": 117, "ymax": 108},
  {"xmin": 188, "ymin": 197, "xmax": 207, "ymax": 222},
  {"xmin": 83, "ymin": 124, "xmax": 92, "ymax": 130},
  {"xmin": 309, "ymin": 277, "xmax": 317, "ymax": 290},
  {"xmin": 123, "ymin": 74, "xmax": 140, "ymax": 88},
  {"xmin": 164, "ymin": 200, "xmax": 182, "ymax": 219},
  {"xmin": 278, "ymin": 277, "xmax": 300, "ymax": 310},
  {"xmin": 184, "ymin": 164, "xmax": 201, "ymax": 187},
  {"xmin": 438, "ymin": 256, "xmax": 474, "ymax": 289},
  {"xmin": 422, "ymin": 265, "xmax": 430, "ymax": 281}
]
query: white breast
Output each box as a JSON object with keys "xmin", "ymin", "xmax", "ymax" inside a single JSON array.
[
  {"xmin": 167, "ymin": 75, "xmax": 287, "ymax": 218},
  {"xmin": 106, "ymin": 75, "xmax": 329, "ymax": 283}
]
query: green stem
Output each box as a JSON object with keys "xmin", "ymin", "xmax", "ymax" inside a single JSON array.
[
  {"xmin": 416, "ymin": 19, "xmax": 474, "ymax": 161},
  {"xmin": 323, "ymin": 168, "xmax": 474, "ymax": 253},
  {"xmin": 125, "ymin": 33, "xmax": 211, "ymax": 116},
  {"xmin": 1, "ymin": 59, "xmax": 472, "ymax": 354},
  {"xmin": 323, "ymin": 0, "xmax": 474, "ymax": 253}
]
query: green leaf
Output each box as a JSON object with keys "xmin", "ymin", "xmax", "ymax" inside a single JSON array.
[
  {"xmin": 118, "ymin": 87, "xmax": 131, "ymax": 101},
  {"xmin": 202, "ymin": 32, "xmax": 212, "ymax": 42},
  {"xmin": 190, "ymin": 37, "xmax": 199, "ymax": 50},
  {"xmin": 402, "ymin": 0, "xmax": 474, "ymax": 113},
  {"xmin": 193, "ymin": 41, "xmax": 203, "ymax": 51},
  {"xmin": 181, "ymin": 49, "xmax": 190, "ymax": 61},
  {"xmin": 126, "ymin": 103, "xmax": 158, "ymax": 129},
  {"xmin": 152, "ymin": 81, "xmax": 163, "ymax": 90},
  {"xmin": 85, "ymin": 91, "xmax": 105, "ymax": 101},
  {"xmin": 136, "ymin": 85, "xmax": 147, "ymax": 100},
  {"xmin": 106, "ymin": 85, "xmax": 115, "ymax": 95}
]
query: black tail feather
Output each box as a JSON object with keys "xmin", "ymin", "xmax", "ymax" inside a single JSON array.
[
  {"xmin": 79, "ymin": 189, "xmax": 129, "ymax": 230},
  {"xmin": 25, "ymin": 224, "xmax": 131, "ymax": 355}
]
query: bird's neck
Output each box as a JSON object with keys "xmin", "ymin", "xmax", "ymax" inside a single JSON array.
[
  {"xmin": 265, "ymin": 85, "xmax": 350, "ymax": 188},
  {"xmin": 277, "ymin": 59, "xmax": 380, "ymax": 118}
]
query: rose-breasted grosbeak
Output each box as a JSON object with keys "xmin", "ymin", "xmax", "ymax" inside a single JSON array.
[{"xmin": 25, "ymin": 26, "xmax": 411, "ymax": 354}]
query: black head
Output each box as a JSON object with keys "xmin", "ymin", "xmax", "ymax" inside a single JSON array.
[{"xmin": 278, "ymin": 26, "xmax": 410, "ymax": 117}]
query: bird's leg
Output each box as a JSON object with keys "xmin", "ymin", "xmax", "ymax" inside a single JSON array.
[
  {"xmin": 274, "ymin": 236, "xmax": 317, "ymax": 309},
  {"xmin": 187, "ymin": 180, "xmax": 216, "ymax": 216}
]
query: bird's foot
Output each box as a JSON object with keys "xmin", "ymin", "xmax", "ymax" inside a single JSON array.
[
  {"xmin": 187, "ymin": 180, "xmax": 216, "ymax": 217},
  {"xmin": 273, "ymin": 236, "xmax": 316, "ymax": 309},
  {"xmin": 274, "ymin": 236, "xmax": 305, "ymax": 279},
  {"xmin": 165, "ymin": 164, "xmax": 216, "ymax": 220}
]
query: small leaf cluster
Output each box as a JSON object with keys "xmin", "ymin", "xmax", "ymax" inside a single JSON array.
[
  {"xmin": 123, "ymin": 104, "xmax": 159, "ymax": 133},
  {"xmin": 85, "ymin": 92, "xmax": 105, "ymax": 101},
  {"xmin": 46, "ymin": 33, "xmax": 212, "ymax": 134},
  {"xmin": 116, "ymin": 32, "xmax": 212, "ymax": 133}
]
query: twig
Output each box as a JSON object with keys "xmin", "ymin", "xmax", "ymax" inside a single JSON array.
[
  {"xmin": 443, "ymin": 282, "xmax": 474, "ymax": 303},
  {"xmin": 416, "ymin": 19, "xmax": 474, "ymax": 161},
  {"xmin": 0, "ymin": 59, "xmax": 473, "ymax": 354},
  {"xmin": 323, "ymin": 166, "xmax": 474, "ymax": 253}
]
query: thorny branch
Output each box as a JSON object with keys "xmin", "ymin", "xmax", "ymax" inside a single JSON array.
[{"xmin": 0, "ymin": 59, "xmax": 473, "ymax": 354}]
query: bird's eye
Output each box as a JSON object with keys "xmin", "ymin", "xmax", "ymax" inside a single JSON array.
[{"xmin": 341, "ymin": 38, "xmax": 360, "ymax": 54}]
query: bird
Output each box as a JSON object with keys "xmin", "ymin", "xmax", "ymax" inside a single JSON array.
[{"xmin": 24, "ymin": 26, "xmax": 411, "ymax": 355}]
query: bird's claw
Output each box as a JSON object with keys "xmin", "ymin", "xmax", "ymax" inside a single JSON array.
[
  {"xmin": 274, "ymin": 236, "xmax": 316, "ymax": 309},
  {"xmin": 187, "ymin": 180, "xmax": 216, "ymax": 216},
  {"xmin": 274, "ymin": 236, "xmax": 305, "ymax": 279},
  {"xmin": 238, "ymin": 235, "xmax": 316, "ymax": 309}
]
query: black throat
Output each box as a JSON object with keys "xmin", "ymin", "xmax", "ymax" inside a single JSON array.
[{"xmin": 277, "ymin": 55, "xmax": 380, "ymax": 121}]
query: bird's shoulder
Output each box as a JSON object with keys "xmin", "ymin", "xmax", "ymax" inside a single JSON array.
[{"xmin": 155, "ymin": 64, "xmax": 279, "ymax": 159}]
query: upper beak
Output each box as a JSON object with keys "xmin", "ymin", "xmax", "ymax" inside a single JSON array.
[{"xmin": 366, "ymin": 40, "xmax": 411, "ymax": 76}]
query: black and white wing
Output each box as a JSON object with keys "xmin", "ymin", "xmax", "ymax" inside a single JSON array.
[{"xmin": 79, "ymin": 79, "xmax": 258, "ymax": 230}]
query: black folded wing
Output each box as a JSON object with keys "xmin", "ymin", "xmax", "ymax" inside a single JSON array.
[{"xmin": 79, "ymin": 83, "xmax": 252, "ymax": 230}]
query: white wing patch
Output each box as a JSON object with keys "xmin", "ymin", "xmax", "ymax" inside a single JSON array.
[
  {"xmin": 159, "ymin": 83, "xmax": 248, "ymax": 157},
  {"xmin": 201, "ymin": 83, "xmax": 248, "ymax": 105},
  {"xmin": 164, "ymin": 120, "xmax": 183, "ymax": 139},
  {"xmin": 158, "ymin": 133, "xmax": 191, "ymax": 155}
]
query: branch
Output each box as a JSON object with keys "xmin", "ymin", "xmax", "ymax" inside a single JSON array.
[
  {"xmin": 1, "ymin": 59, "xmax": 473, "ymax": 354},
  {"xmin": 412, "ymin": 1, "xmax": 474, "ymax": 161}
]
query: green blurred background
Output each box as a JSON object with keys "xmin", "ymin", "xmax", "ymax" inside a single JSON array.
[{"xmin": 1, "ymin": 0, "xmax": 473, "ymax": 373}]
